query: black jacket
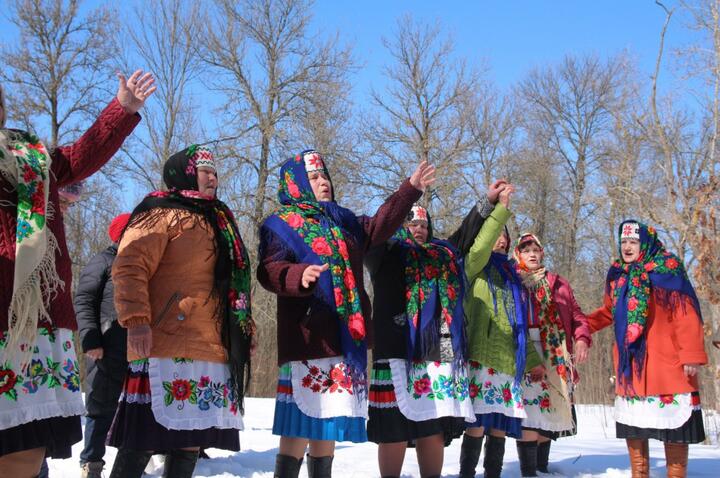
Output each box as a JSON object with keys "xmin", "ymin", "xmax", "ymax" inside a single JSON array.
[
  {"xmin": 366, "ymin": 204, "xmax": 488, "ymax": 360},
  {"xmin": 74, "ymin": 244, "xmax": 127, "ymax": 415}
]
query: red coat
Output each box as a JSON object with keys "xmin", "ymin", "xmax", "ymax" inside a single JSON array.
[
  {"xmin": 588, "ymin": 289, "xmax": 707, "ymax": 397},
  {"xmin": 546, "ymin": 271, "xmax": 592, "ymax": 354},
  {"xmin": 1, "ymin": 98, "xmax": 141, "ymax": 331}
]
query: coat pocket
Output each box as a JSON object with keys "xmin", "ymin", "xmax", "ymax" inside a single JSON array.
[{"xmin": 152, "ymin": 292, "xmax": 181, "ymax": 328}]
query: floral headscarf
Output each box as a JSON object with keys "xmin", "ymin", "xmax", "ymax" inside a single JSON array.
[{"xmin": 607, "ymin": 220, "xmax": 702, "ymax": 387}]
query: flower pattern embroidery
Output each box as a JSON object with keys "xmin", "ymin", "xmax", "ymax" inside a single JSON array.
[
  {"xmin": 8, "ymin": 132, "xmax": 50, "ymax": 244},
  {"xmin": 406, "ymin": 362, "xmax": 470, "ymax": 401},
  {"xmin": 299, "ymin": 360, "xmax": 353, "ymax": 394},
  {"xmin": 162, "ymin": 373, "xmax": 238, "ymax": 415},
  {"xmin": 0, "ymin": 330, "xmax": 79, "ymax": 401},
  {"xmin": 622, "ymin": 394, "xmax": 681, "ymax": 408}
]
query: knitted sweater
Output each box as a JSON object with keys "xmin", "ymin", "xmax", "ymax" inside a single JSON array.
[
  {"xmin": 464, "ymin": 204, "xmax": 542, "ymax": 376},
  {"xmin": 0, "ymin": 98, "xmax": 141, "ymax": 332}
]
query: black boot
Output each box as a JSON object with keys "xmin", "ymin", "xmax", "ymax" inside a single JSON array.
[
  {"xmin": 536, "ymin": 440, "xmax": 551, "ymax": 473},
  {"xmin": 307, "ymin": 454, "xmax": 334, "ymax": 478},
  {"xmin": 482, "ymin": 435, "xmax": 505, "ymax": 478},
  {"xmin": 517, "ymin": 441, "xmax": 538, "ymax": 477},
  {"xmin": 162, "ymin": 449, "xmax": 199, "ymax": 478},
  {"xmin": 108, "ymin": 448, "xmax": 153, "ymax": 478},
  {"xmin": 459, "ymin": 434, "xmax": 484, "ymax": 478},
  {"xmin": 274, "ymin": 454, "xmax": 303, "ymax": 478}
]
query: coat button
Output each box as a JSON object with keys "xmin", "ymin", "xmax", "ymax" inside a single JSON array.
[{"xmin": 178, "ymin": 314, "xmax": 185, "ymax": 321}]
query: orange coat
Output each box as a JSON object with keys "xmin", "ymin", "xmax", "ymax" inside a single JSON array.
[
  {"xmin": 588, "ymin": 290, "xmax": 707, "ymax": 397},
  {"xmin": 113, "ymin": 210, "xmax": 226, "ymax": 363}
]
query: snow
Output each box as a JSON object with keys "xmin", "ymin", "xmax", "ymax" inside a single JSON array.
[{"xmin": 49, "ymin": 399, "xmax": 719, "ymax": 477}]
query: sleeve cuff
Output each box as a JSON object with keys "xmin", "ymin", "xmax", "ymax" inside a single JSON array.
[
  {"xmin": 477, "ymin": 196, "xmax": 494, "ymax": 218},
  {"xmin": 679, "ymin": 351, "xmax": 708, "ymax": 366},
  {"xmin": 80, "ymin": 331, "xmax": 103, "ymax": 352},
  {"xmin": 106, "ymin": 98, "xmax": 142, "ymax": 136},
  {"xmin": 121, "ymin": 316, "xmax": 151, "ymax": 328}
]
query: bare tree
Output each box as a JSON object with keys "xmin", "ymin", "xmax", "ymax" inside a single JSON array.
[
  {"xmin": 200, "ymin": 0, "xmax": 354, "ymax": 233},
  {"xmin": 0, "ymin": 0, "xmax": 117, "ymax": 148},
  {"xmin": 364, "ymin": 15, "xmax": 479, "ymax": 233},
  {"xmin": 518, "ymin": 54, "xmax": 626, "ymax": 279}
]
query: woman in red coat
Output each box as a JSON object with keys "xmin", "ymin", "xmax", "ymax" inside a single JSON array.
[
  {"xmin": 589, "ymin": 220, "xmax": 707, "ymax": 478},
  {"xmin": 0, "ymin": 71, "xmax": 154, "ymax": 477}
]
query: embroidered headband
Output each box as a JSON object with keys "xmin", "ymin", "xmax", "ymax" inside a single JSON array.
[
  {"xmin": 303, "ymin": 150, "xmax": 326, "ymax": 174},
  {"xmin": 620, "ymin": 222, "xmax": 640, "ymax": 241},
  {"xmin": 193, "ymin": 147, "xmax": 216, "ymax": 171},
  {"xmin": 408, "ymin": 204, "xmax": 429, "ymax": 223}
]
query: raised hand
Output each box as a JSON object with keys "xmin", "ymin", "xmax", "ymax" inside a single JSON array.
[
  {"xmin": 409, "ymin": 161, "xmax": 437, "ymax": 192},
  {"xmin": 498, "ymin": 183, "xmax": 516, "ymax": 208},
  {"xmin": 486, "ymin": 179, "xmax": 508, "ymax": 204},
  {"xmin": 116, "ymin": 69, "xmax": 157, "ymax": 114},
  {"xmin": 301, "ymin": 263, "xmax": 329, "ymax": 289}
]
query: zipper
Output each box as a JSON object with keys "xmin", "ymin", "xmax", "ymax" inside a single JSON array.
[{"xmin": 152, "ymin": 292, "xmax": 180, "ymax": 327}]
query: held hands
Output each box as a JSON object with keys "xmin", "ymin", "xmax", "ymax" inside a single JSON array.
[
  {"xmin": 574, "ymin": 340, "xmax": 589, "ymax": 364},
  {"xmin": 486, "ymin": 179, "xmax": 508, "ymax": 204},
  {"xmin": 498, "ymin": 184, "xmax": 515, "ymax": 209},
  {"xmin": 301, "ymin": 263, "xmax": 329, "ymax": 289},
  {"xmin": 85, "ymin": 348, "xmax": 104, "ymax": 360},
  {"xmin": 409, "ymin": 161, "xmax": 437, "ymax": 192},
  {"xmin": 116, "ymin": 69, "xmax": 157, "ymax": 114},
  {"xmin": 529, "ymin": 364, "xmax": 546, "ymax": 382},
  {"xmin": 128, "ymin": 324, "xmax": 152, "ymax": 358}
]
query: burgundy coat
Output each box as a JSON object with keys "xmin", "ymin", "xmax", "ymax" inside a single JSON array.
[
  {"xmin": 257, "ymin": 180, "xmax": 422, "ymax": 365},
  {"xmin": 546, "ymin": 271, "xmax": 592, "ymax": 354},
  {"xmin": 1, "ymin": 98, "xmax": 141, "ymax": 331}
]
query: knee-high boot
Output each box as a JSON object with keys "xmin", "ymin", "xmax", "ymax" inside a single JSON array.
[
  {"xmin": 664, "ymin": 442, "xmax": 688, "ymax": 478},
  {"xmin": 516, "ymin": 441, "xmax": 538, "ymax": 477},
  {"xmin": 626, "ymin": 438, "xmax": 649, "ymax": 478},
  {"xmin": 483, "ymin": 435, "xmax": 506, "ymax": 478},
  {"xmin": 459, "ymin": 434, "xmax": 484, "ymax": 478},
  {"xmin": 108, "ymin": 449, "xmax": 153, "ymax": 478}
]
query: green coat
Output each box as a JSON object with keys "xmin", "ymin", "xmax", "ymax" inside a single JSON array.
[{"xmin": 463, "ymin": 204, "xmax": 542, "ymax": 377}]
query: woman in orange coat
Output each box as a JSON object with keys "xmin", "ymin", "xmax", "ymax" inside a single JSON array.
[{"xmin": 588, "ymin": 220, "xmax": 707, "ymax": 478}]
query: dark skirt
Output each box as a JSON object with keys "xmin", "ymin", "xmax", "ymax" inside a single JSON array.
[
  {"xmin": 616, "ymin": 408, "xmax": 706, "ymax": 444},
  {"xmin": 106, "ymin": 361, "xmax": 240, "ymax": 452},
  {"xmin": 367, "ymin": 360, "xmax": 465, "ymax": 446},
  {"xmin": 0, "ymin": 415, "xmax": 82, "ymax": 458}
]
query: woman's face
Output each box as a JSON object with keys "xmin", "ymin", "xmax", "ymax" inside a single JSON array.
[
  {"xmin": 308, "ymin": 170, "xmax": 332, "ymax": 202},
  {"xmin": 197, "ymin": 166, "xmax": 218, "ymax": 198},
  {"xmin": 406, "ymin": 220, "xmax": 429, "ymax": 244},
  {"xmin": 492, "ymin": 232, "xmax": 509, "ymax": 253},
  {"xmin": 621, "ymin": 238, "xmax": 641, "ymax": 263},
  {"xmin": 519, "ymin": 243, "xmax": 544, "ymax": 271}
]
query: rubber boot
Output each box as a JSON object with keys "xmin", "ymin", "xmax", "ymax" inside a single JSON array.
[
  {"xmin": 459, "ymin": 434, "xmax": 484, "ymax": 478},
  {"xmin": 537, "ymin": 440, "xmax": 551, "ymax": 473},
  {"xmin": 162, "ymin": 449, "xmax": 199, "ymax": 478},
  {"xmin": 482, "ymin": 435, "xmax": 506, "ymax": 478},
  {"xmin": 274, "ymin": 454, "xmax": 303, "ymax": 478},
  {"xmin": 626, "ymin": 438, "xmax": 649, "ymax": 478},
  {"xmin": 517, "ymin": 441, "xmax": 539, "ymax": 477},
  {"xmin": 664, "ymin": 442, "xmax": 688, "ymax": 478},
  {"xmin": 307, "ymin": 454, "xmax": 334, "ymax": 478},
  {"xmin": 109, "ymin": 449, "xmax": 153, "ymax": 478}
]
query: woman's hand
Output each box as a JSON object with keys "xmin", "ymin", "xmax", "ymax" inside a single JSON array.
[
  {"xmin": 116, "ymin": 69, "xmax": 157, "ymax": 114},
  {"xmin": 574, "ymin": 340, "xmax": 589, "ymax": 364},
  {"xmin": 683, "ymin": 363, "xmax": 701, "ymax": 377},
  {"xmin": 301, "ymin": 263, "xmax": 329, "ymax": 289},
  {"xmin": 85, "ymin": 347, "xmax": 104, "ymax": 360},
  {"xmin": 128, "ymin": 324, "xmax": 152, "ymax": 358},
  {"xmin": 409, "ymin": 161, "xmax": 437, "ymax": 192},
  {"xmin": 498, "ymin": 184, "xmax": 515, "ymax": 208},
  {"xmin": 486, "ymin": 179, "xmax": 508, "ymax": 204},
  {"xmin": 529, "ymin": 364, "xmax": 546, "ymax": 382}
]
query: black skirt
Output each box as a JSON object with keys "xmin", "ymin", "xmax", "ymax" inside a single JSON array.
[
  {"xmin": 0, "ymin": 415, "xmax": 82, "ymax": 458},
  {"xmin": 367, "ymin": 360, "xmax": 465, "ymax": 446},
  {"xmin": 106, "ymin": 361, "xmax": 240, "ymax": 452}
]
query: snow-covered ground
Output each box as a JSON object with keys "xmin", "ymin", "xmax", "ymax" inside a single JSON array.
[{"xmin": 49, "ymin": 398, "xmax": 719, "ymax": 477}]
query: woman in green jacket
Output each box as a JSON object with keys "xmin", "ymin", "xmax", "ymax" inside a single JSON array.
[{"xmin": 458, "ymin": 185, "xmax": 544, "ymax": 478}]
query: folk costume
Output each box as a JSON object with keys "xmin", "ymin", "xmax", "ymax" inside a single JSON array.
[
  {"xmin": 589, "ymin": 220, "xmax": 707, "ymax": 478},
  {"xmin": 0, "ymin": 98, "xmax": 140, "ymax": 459},
  {"xmin": 365, "ymin": 203, "xmax": 490, "ymax": 447},
  {"xmin": 257, "ymin": 150, "xmax": 421, "ymax": 476},
  {"xmin": 108, "ymin": 146, "xmax": 253, "ymax": 478},
  {"xmin": 458, "ymin": 203, "xmax": 543, "ymax": 478},
  {"xmin": 513, "ymin": 233, "xmax": 592, "ymax": 475}
]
